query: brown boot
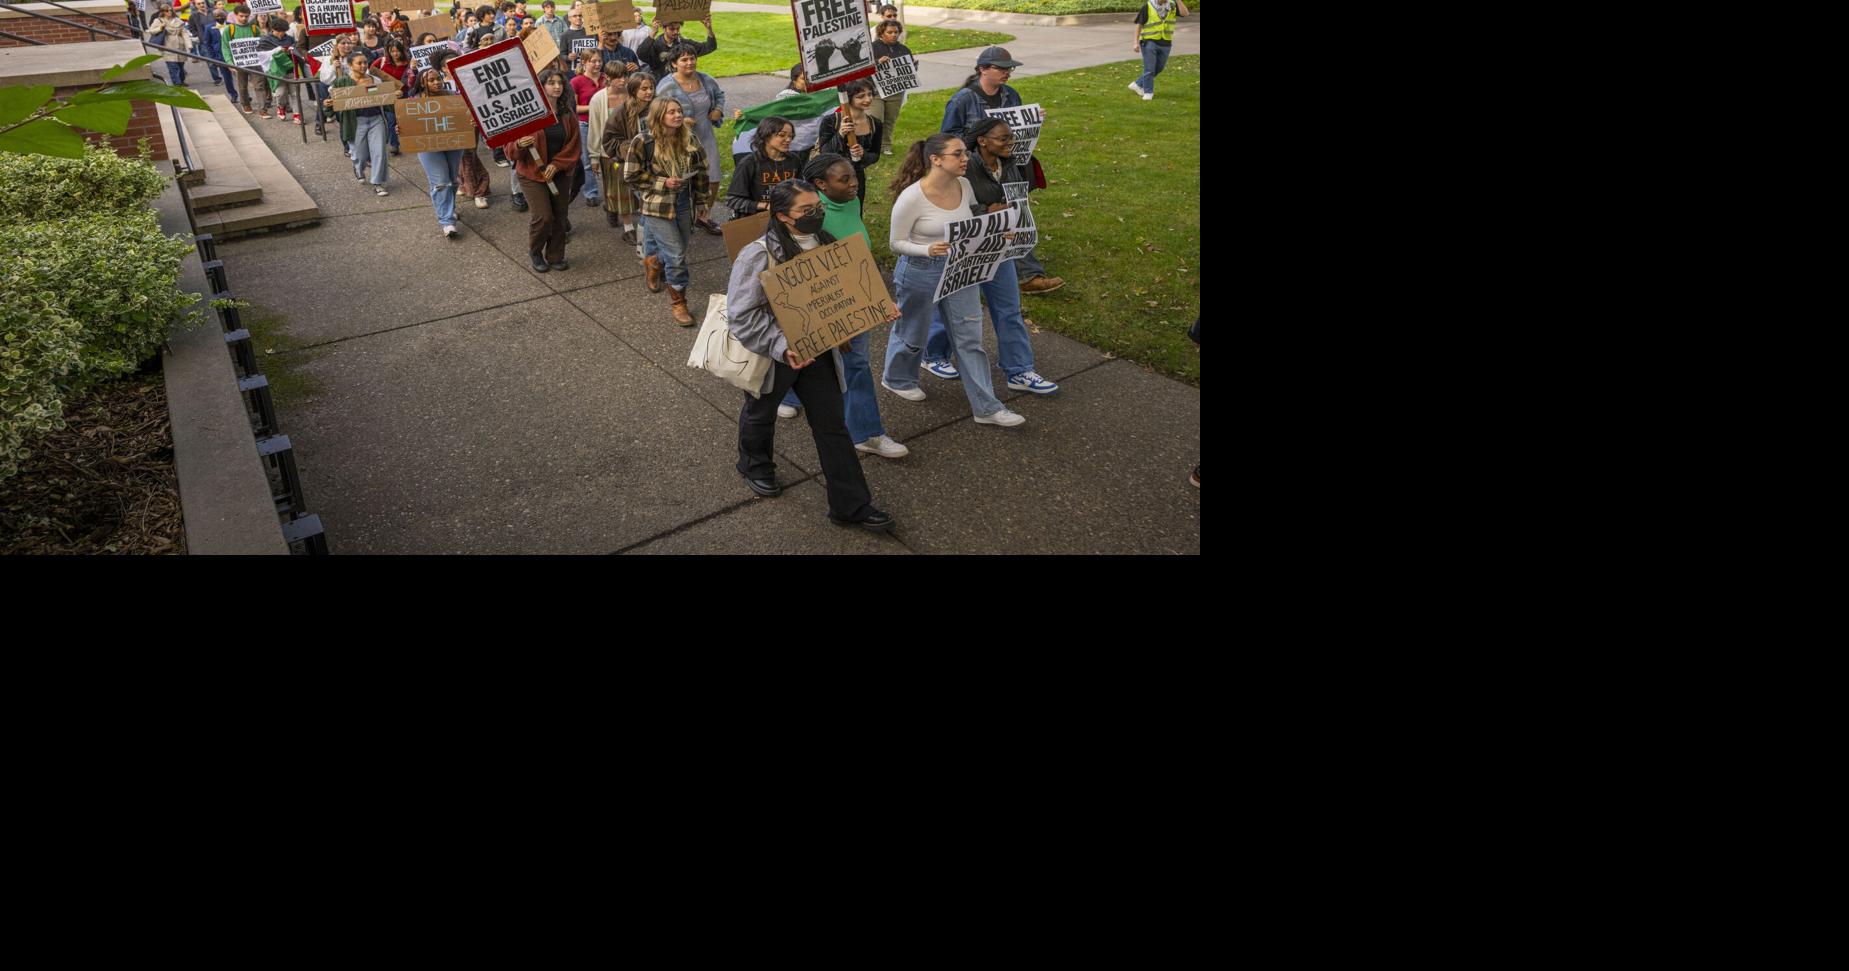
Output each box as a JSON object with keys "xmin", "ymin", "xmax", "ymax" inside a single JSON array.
[
  {"xmin": 644, "ymin": 255, "xmax": 664, "ymax": 293},
  {"xmin": 668, "ymin": 286, "xmax": 694, "ymax": 326}
]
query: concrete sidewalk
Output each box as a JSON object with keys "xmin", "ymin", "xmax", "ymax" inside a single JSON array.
[{"xmin": 208, "ymin": 24, "xmax": 1200, "ymax": 554}]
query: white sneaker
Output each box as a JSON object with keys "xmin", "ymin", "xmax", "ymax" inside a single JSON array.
[
  {"xmin": 973, "ymin": 408, "xmax": 1026, "ymax": 427},
  {"xmin": 855, "ymin": 435, "xmax": 910, "ymax": 458},
  {"xmin": 1128, "ymin": 81, "xmax": 1147, "ymax": 96},
  {"xmin": 777, "ymin": 403, "xmax": 800, "ymax": 419},
  {"xmin": 474, "ymin": 196, "xmax": 489, "ymax": 209},
  {"xmin": 441, "ymin": 224, "xmax": 459, "ymax": 238},
  {"xmin": 1142, "ymin": 90, "xmax": 1154, "ymax": 101},
  {"xmin": 881, "ymin": 379, "xmax": 926, "ymax": 402}
]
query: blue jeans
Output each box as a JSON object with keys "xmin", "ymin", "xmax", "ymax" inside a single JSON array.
[
  {"xmin": 198, "ymin": 42, "xmax": 222, "ymax": 82},
  {"xmin": 925, "ymin": 258, "xmax": 1034, "ymax": 380},
  {"xmin": 165, "ymin": 62, "xmax": 185, "ymax": 86},
  {"xmin": 884, "ymin": 254, "xmax": 1004, "ymax": 418},
  {"xmin": 384, "ymin": 105, "xmax": 399, "ymax": 150},
  {"xmin": 417, "ymin": 149, "xmax": 463, "ymax": 225},
  {"xmin": 640, "ymin": 190, "xmax": 693, "ymax": 289},
  {"xmin": 222, "ymin": 68, "xmax": 239, "ymax": 103},
  {"xmin": 1137, "ymin": 41, "xmax": 1170, "ymax": 94},
  {"xmin": 578, "ymin": 121, "xmax": 600, "ymax": 200},
  {"xmin": 352, "ymin": 114, "xmax": 388, "ymax": 185}
]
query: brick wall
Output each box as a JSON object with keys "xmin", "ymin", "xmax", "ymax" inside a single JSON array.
[
  {"xmin": 0, "ymin": 12, "xmax": 132, "ymax": 48},
  {"xmin": 51, "ymin": 83, "xmax": 169, "ymax": 161}
]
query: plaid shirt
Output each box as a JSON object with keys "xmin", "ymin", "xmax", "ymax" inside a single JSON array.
[{"xmin": 620, "ymin": 131, "xmax": 714, "ymax": 219}]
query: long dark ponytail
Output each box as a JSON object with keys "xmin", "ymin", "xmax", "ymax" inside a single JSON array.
[
  {"xmin": 889, "ymin": 132, "xmax": 960, "ymax": 197},
  {"xmin": 765, "ymin": 179, "xmax": 834, "ymax": 257}
]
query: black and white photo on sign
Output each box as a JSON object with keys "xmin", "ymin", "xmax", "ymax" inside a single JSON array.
[
  {"xmin": 451, "ymin": 44, "xmax": 549, "ymax": 141},
  {"xmin": 229, "ymin": 37, "xmax": 270, "ymax": 70},
  {"xmin": 1001, "ymin": 181, "xmax": 1037, "ymax": 263},
  {"xmin": 984, "ymin": 103, "xmax": 1043, "ymax": 167},
  {"xmin": 792, "ymin": 0, "xmax": 874, "ymax": 88},
  {"xmin": 934, "ymin": 207, "xmax": 1016, "ymax": 302},
  {"xmin": 872, "ymin": 53, "xmax": 919, "ymax": 99},
  {"xmin": 247, "ymin": 0, "xmax": 284, "ymax": 18}
]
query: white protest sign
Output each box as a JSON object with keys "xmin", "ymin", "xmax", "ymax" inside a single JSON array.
[
  {"xmin": 411, "ymin": 41, "xmax": 450, "ymax": 71},
  {"xmin": 1000, "ymin": 181, "xmax": 1036, "ymax": 262},
  {"xmin": 446, "ymin": 37, "xmax": 553, "ymax": 150},
  {"xmin": 247, "ymin": 0, "xmax": 283, "ymax": 18},
  {"xmin": 229, "ymin": 37, "xmax": 270, "ymax": 71},
  {"xmin": 303, "ymin": 0, "xmax": 356, "ymax": 36},
  {"xmin": 872, "ymin": 53, "xmax": 920, "ymax": 99},
  {"xmin": 934, "ymin": 207, "xmax": 1016, "ymax": 301},
  {"xmin": 983, "ymin": 102, "xmax": 1043, "ymax": 167},
  {"xmin": 791, "ymin": 0, "xmax": 875, "ymax": 91},
  {"xmin": 308, "ymin": 37, "xmax": 337, "ymax": 60}
]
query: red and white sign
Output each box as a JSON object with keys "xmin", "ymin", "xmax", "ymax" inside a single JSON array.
[
  {"xmin": 444, "ymin": 37, "xmax": 555, "ymax": 150},
  {"xmin": 303, "ymin": 0, "xmax": 357, "ymax": 36},
  {"xmin": 789, "ymin": 0, "xmax": 875, "ymax": 92}
]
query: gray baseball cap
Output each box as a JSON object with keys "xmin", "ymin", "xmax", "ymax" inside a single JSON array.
[{"xmin": 978, "ymin": 46, "xmax": 1022, "ymax": 69}]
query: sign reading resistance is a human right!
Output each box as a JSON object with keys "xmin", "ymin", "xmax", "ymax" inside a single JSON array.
[
  {"xmin": 445, "ymin": 38, "xmax": 554, "ymax": 150},
  {"xmin": 303, "ymin": 0, "xmax": 356, "ymax": 36}
]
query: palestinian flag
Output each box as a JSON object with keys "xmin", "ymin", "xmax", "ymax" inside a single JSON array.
[{"xmin": 729, "ymin": 88, "xmax": 843, "ymax": 142}]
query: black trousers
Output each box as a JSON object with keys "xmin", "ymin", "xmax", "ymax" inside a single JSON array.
[
  {"xmin": 520, "ymin": 171, "xmax": 577, "ymax": 262},
  {"xmin": 737, "ymin": 354, "xmax": 874, "ymax": 521}
]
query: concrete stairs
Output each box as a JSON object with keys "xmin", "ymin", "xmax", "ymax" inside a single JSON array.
[{"xmin": 160, "ymin": 92, "xmax": 320, "ymax": 238}]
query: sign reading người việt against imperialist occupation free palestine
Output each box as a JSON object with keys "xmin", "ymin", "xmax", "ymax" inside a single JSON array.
[
  {"xmin": 790, "ymin": 0, "xmax": 874, "ymax": 91},
  {"xmin": 446, "ymin": 37, "xmax": 554, "ymax": 150},
  {"xmin": 303, "ymin": 0, "xmax": 356, "ymax": 36},
  {"xmin": 759, "ymin": 233, "xmax": 895, "ymax": 364}
]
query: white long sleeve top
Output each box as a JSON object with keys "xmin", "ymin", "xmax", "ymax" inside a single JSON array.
[{"xmin": 888, "ymin": 177, "xmax": 976, "ymax": 258}]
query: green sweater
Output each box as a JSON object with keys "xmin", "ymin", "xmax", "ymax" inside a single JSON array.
[{"xmin": 820, "ymin": 194, "xmax": 867, "ymax": 250}]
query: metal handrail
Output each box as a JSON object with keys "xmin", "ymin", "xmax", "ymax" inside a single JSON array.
[
  {"xmin": 29, "ymin": 0, "xmax": 138, "ymax": 39},
  {"xmin": 135, "ymin": 36, "xmax": 321, "ymax": 144},
  {"xmin": 168, "ymin": 102, "xmax": 195, "ymax": 174},
  {"xmin": 0, "ymin": 27, "xmax": 46, "ymax": 43},
  {"xmin": 0, "ymin": 1, "xmax": 117, "ymax": 41}
]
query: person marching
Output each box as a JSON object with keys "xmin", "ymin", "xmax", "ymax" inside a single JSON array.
[
  {"xmin": 426, "ymin": 47, "xmax": 493, "ymax": 210},
  {"xmin": 725, "ymin": 180, "xmax": 900, "ymax": 532},
  {"xmin": 868, "ymin": 18, "xmax": 910, "ymax": 156},
  {"xmin": 144, "ymin": 4, "xmax": 193, "ymax": 87},
  {"xmin": 635, "ymin": 16, "xmax": 716, "ymax": 78},
  {"xmin": 653, "ymin": 44, "xmax": 727, "ymax": 236},
  {"xmin": 605, "ymin": 71, "xmax": 655, "ymax": 259},
  {"xmin": 724, "ymin": 116, "xmax": 803, "ymax": 221},
  {"xmin": 817, "ymin": 78, "xmax": 883, "ymax": 207},
  {"xmin": 622, "ymin": 96, "xmax": 710, "ymax": 325},
  {"xmin": 941, "ymin": 46, "xmax": 1064, "ymax": 296},
  {"xmin": 327, "ymin": 51, "xmax": 392, "ymax": 196},
  {"xmin": 220, "ymin": 4, "xmax": 268, "ymax": 114},
  {"xmin": 587, "ymin": 60, "xmax": 630, "ymax": 228},
  {"xmin": 514, "ymin": 69, "xmax": 582, "ymax": 273},
  {"xmin": 408, "ymin": 66, "xmax": 467, "ymax": 239},
  {"xmin": 1129, "ymin": 1, "xmax": 1188, "ymax": 100}
]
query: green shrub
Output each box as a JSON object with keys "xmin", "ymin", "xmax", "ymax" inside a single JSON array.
[
  {"xmin": 0, "ymin": 269, "xmax": 85, "ymax": 480},
  {"xmin": 0, "ymin": 209, "xmax": 198, "ymax": 391},
  {"xmin": 0, "ymin": 141, "xmax": 169, "ymax": 226}
]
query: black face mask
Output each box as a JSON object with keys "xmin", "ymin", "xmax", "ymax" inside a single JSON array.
[{"xmin": 792, "ymin": 210, "xmax": 825, "ymax": 235}]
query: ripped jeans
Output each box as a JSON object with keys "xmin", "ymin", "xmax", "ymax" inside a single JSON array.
[{"xmin": 416, "ymin": 149, "xmax": 464, "ymax": 226}]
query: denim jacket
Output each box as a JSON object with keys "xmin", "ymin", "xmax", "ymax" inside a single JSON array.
[
  {"xmin": 940, "ymin": 82, "xmax": 1020, "ymax": 146},
  {"xmin": 653, "ymin": 72, "xmax": 727, "ymax": 129},
  {"xmin": 725, "ymin": 229, "xmax": 847, "ymax": 395}
]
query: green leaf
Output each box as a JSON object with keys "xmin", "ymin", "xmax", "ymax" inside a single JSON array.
[
  {"xmin": 0, "ymin": 85, "xmax": 55, "ymax": 128},
  {"xmin": 0, "ymin": 118, "xmax": 86, "ymax": 159},
  {"xmin": 52, "ymin": 101, "xmax": 133, "ymax": 136},
  {"xmin": 78, "ymin": 81, "xmax": 211, "ymax": 111},
  {"xmin": 101, "ymin": 55, "xmax": 163, "ymax": 82}
]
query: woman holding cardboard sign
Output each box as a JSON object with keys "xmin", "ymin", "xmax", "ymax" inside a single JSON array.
[
  {"xmin": 328, "ymin": 52, "xmax": 394, "ymax": 197},
  {"xmin": 514, "ymin": 69, "xmax": 583, "ymax": 273},
  {"xmin": 724, "ymin": 180, "xmax": 899, "ymax": 533},
  {"xmin": 410, "ymin": 67, "xmax": 466, "ymax": 240}
]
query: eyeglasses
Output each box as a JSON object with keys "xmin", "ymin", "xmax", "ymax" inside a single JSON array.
[
  {"xmin": 790, "ymin": 206, "xmax": 820, "ymax": 217},
  {"xmin": 936, "ymin": 150, "xmax": 969, "ymax": 158}
]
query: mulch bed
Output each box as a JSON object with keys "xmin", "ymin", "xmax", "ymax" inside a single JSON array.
[{"xmin": 0, "ymin": 375, "xmax": 186, "ymax": 555}]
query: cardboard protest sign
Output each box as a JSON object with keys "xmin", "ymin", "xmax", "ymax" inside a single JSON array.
[
  {"xmin": 399, "ymin": 95, "xmax": 478, "ymax": 153},
  {"xmin": 522, "ymin": 26, "xmax": 562, "ymax": 73},
  {"xmin": 872, "ymin": 53, "xmax": 920, "ymax": 99},
  {"xmin": 933, "ymin": 207, "xmax": 1016, "ymax": 301},
  {"xmin": 446, "ymin": 37, "xmax": 554, "ymax": 150},
  {"xmin": 329, "ymin": 72, "xmax": 404, "ymax": 109},
  {"xmin": 983, "ymin": 102, "xmax": 1043, "ymax": 167},
  {"xmin": 759, "ymin": 233, "xmax": 896, "ymax": 364},
  {"xmin": 411, "ymin": 41, "xmax": 450, "ymax": 72},
  {"xmin": 407, "ymin": 13, "xmax": 453, "ymax": 41},
  {"xmin": 1000, "ymin": 181, "xmax": 1036, "ymax": 262},
  {"xmin": 723, "ymin": 211, "xmax": 772, "ymax": 263},
  {"xmin": 246, "ymin": 0, "xmax": 283, "ymax": 18},
  {"xmin": 654, "ymin": 0, "xmax": 712, "ymax": 24},
  {"xmin": 582, "ymin": 0, "xmax": 638, "ymax": 33},
  {"xmin": 229, "ymin": 37, "xmax": 270, "ymax": 71},
  {"xmin": 790, "ymin": 0, "xmax": 876, "ymax": 91},
  {"xmin": 303, "ymin": 0, "xmax": 356, "ymax": 36}
]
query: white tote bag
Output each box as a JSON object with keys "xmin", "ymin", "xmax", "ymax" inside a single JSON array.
[{"xmin": 687, "ymin": 293, "xmax": 773, "ymax": 398}]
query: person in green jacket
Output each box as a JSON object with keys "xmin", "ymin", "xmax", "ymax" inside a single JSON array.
[{"xmin": 220, "ymin": 4, "xmax": 268, "ymax": 115}]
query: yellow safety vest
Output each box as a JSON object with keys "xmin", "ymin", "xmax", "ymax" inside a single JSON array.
[{"xmin": 1138, "ymin": 1, "xmax": 1176, "ymax": 43}]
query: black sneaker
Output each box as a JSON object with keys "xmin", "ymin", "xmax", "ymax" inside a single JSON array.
[
  {"xmin": 829, "ymin": 509, "xmax": 896, "ymax": 533},
  {"xmin": 530, "ymin": 252, "xmax": 550, "ymax": 273},
  {"xmin": 511, "ymin": 193, "xmax": 529, "ymax": 212},
  {"xmin": 549, "ymin": 259, "xmax": 568, "ymax": 271}
]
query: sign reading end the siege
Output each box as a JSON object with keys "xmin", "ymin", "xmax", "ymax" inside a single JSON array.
[
  {"xmin": 399, "ymin": 95, "xmax": 478, "ymax": 153},
  {"xmin": 758, "ymin": 233, "xmax": 895, "ymax": 364},
  {"xmin": 304, "ymin": 0, "xmax": 357, "ymax": 36},
  {"xmin": 446, "ymin": 37, "xmax": 554, "ymax": 150}
]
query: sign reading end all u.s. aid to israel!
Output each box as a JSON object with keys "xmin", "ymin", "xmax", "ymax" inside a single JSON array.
[
  {"xmin": 789, "ymin": 0, "xmax": 875, "ymax": 91},
  {"xmin": 445, "ymin": 37, "xmax": 555, "ymax": 150},
  {"xmin": 303, "ymin": 0, "xmax": 356, "ymax": 36}
]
